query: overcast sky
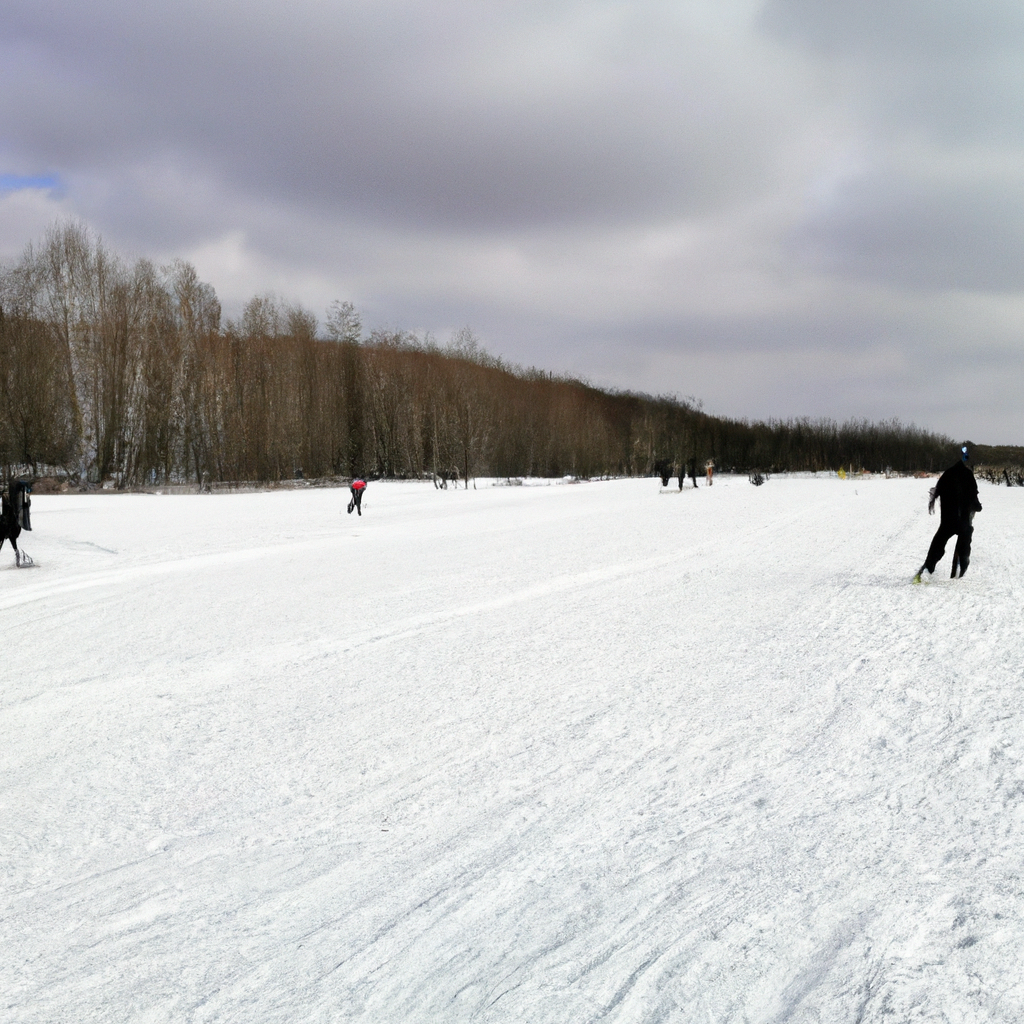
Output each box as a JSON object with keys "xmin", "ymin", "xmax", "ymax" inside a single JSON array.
[{"xmin": 3, "ymin": 0, "xmax": 1024, "ymax": 442}]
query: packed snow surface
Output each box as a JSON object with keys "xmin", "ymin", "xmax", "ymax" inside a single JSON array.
[{"xmin": 3, "ymin": 475, "xmax": 1024, "ymax": 1022}]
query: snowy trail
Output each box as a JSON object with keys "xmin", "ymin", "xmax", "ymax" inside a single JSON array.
[{"xmin": 3, "ymin": 476, "xmax": 1024, "ymax": 1022}]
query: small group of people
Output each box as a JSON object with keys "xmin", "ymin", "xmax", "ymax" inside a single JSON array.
[
  {"xmin": 913, "ymin": 445, "xmax": 983, "ymax": 583},
  {"xmin": 657, "ymin": 458, "xmax": 713, "ymax": 489}
]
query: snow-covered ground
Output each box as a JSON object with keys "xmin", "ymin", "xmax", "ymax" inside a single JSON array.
[{"xmin": 3, "ymin": 474, "xmax": 1023, "ymax": 1023}]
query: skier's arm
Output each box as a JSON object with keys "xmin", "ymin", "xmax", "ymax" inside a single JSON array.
[
  {"xmin": 968, "ymin": 477, "xmax": 982, "ymax": 513},
  {"xmin": 927, "ymin": 486, "xmax": 937, "ymax": 514}
]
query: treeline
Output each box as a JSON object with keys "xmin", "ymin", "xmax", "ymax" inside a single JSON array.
[
  {"xmin": 1, "ymin": 223, "xmax": 959, "ymax": 486},
  {"xmin": 971, "ymin": 444, "xmax": 1024, "ymax": 486}
]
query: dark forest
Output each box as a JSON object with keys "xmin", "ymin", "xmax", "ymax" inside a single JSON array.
[{"xmin": 1, "ymin": 224, "xmax": 971, "ymax": 487}]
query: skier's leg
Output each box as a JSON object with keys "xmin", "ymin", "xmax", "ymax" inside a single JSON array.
[
  {"xmin": 4, "ymin": 517, "xmax": 20, "ymax": 563},
  {"xmin": 955, "ymin": 520, "xmax": 974, "ymax": 577},
  {"xmin": 924, "ymin": 521, "xmax": 956, "ymax": 574}
]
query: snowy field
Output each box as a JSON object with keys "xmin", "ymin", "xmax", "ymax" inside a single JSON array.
[{"xmin": 3, "ymin": 474, "xmax": 1024, "ymax": 1023}]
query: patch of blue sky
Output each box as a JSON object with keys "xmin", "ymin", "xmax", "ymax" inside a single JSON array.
[{"xmin": 0, "ymin": 173, "xmax": 63, "ymax": 194}]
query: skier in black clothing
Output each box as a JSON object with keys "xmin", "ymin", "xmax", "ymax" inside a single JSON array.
[
  {"xmin": 1, "ymin": 478, "xmax": 33, "ymax": 566},
  {"xmin": 913, "ymin": 446, "xmax": 982, "ymax": 583}
]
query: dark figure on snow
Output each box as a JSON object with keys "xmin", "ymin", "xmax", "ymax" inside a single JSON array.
[
  {"xmin": 913, "ymin": 446, "xmax": 982, "ymax": 583},
  {"xmin": 347, "ymin": 477, "xmax": 366, "ymax": 516},
  {"xmin": 688, "ymin": 458, "xmax": 699, "ymax": 489},
  {"xmin": 1, "ymin": 478, "xmax": 33, "ymax": 567}
]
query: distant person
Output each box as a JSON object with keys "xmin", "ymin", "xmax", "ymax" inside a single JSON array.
[
  {"xmin": 705, "ymin": 460, "xmax": 714, "ymax": 486},
  {"xmin": 689, "ymin": 458, "xmax": 699, "ymax": 489},
  {"xmin": 348, "ymin": 477, "xmax": 367, "ymax": 516},
  {"xmin": 1, "ymin": 478, "xmax": 33, "ymax": 566},
  {"xmin": 913, "ymin": 446, "xmax": 982, "ymax": 583}
]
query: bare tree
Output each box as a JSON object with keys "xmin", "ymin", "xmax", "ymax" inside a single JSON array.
[{"xmin": 325, "ymin": 300, "xmax": 362, "ymax": 344}]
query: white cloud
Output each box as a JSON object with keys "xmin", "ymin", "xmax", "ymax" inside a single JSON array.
[{"xmin": 0, "ymin": 184, "xmax": 71, "ymax": 264}]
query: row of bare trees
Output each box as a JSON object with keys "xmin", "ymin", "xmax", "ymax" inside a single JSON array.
[{"xmin": 2, "ymin": 223, "xmax": 960, "ymax": 487}]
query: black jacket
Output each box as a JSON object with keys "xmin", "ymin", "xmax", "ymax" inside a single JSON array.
[{"xmin": 930, "ymin": 461, "xmax": 982, "ymax": 523}]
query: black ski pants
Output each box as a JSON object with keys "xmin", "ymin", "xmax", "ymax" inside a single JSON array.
[
  {"xmin": 925, "ymin": 516, "xmax": 973, "ymax": 577},
  {"xmin": 0, "ymin": 512, "xmax": 19, "ymax": 553}
]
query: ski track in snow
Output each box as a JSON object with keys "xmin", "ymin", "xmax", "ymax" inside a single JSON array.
[{"xmin": 3, "ymin": 476, "xmax": 1024, "ymax": 1022}]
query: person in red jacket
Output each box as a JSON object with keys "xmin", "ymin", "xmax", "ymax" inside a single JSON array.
[{"xmin": 347, "ymin": 477, "xmax": 367, "ymax": 515}]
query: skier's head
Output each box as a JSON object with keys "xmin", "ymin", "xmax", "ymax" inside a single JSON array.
[{"xmin": 961, "ymin": 444, "xmax": 971, "ymax": 463}]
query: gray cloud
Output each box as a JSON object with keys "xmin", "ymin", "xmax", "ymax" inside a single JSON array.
[
  {"xmin": 2, "ymin": 0, "xmax": 1024, "ymax": 442},
  {"xmin": 791, "ymin": 160, "xmax": 1024, "ymax": 292},
  {"xmin": 760, "ymin": 0, "xmax": 1024, "ymax": 138},
  {"xmin": 2, "ymin": 1, "xmax": 799, "ymax": 228}
]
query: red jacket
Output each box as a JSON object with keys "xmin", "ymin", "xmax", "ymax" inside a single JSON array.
[{"xmin": 351, "ymin": 479, "xmax": 366, "ymax": 492}]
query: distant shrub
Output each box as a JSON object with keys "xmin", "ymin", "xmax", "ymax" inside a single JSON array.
[{"xmin": 978, "ymin": 465, "xmax": 1024, "ymax": 486}]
